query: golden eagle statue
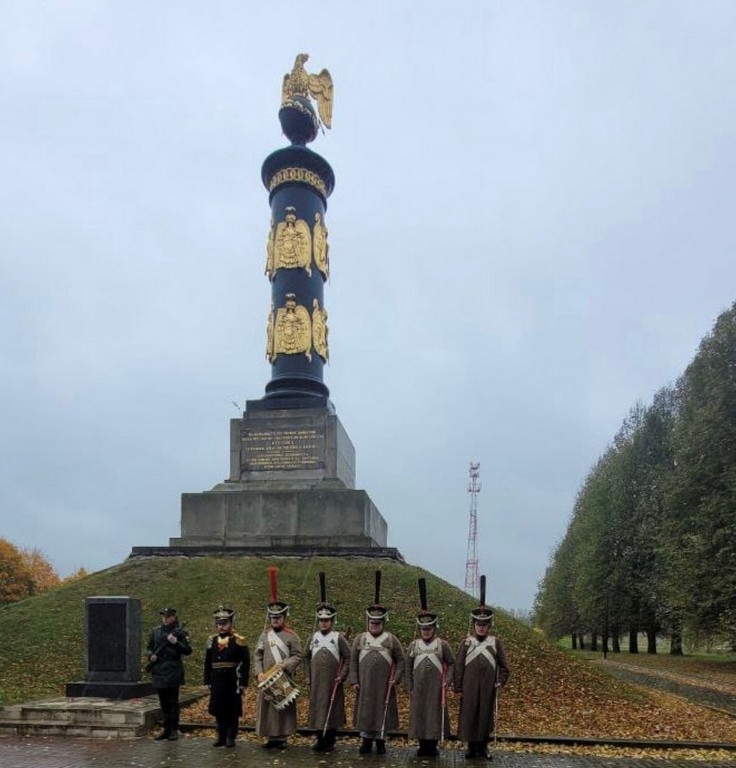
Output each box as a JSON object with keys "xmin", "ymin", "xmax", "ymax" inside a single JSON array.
[{"xmin": 281, "ymin": 53, "xmax": 333, "ymax": 131}]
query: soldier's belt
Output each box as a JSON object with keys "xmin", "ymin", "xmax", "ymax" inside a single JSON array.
[{"xmin": 212, "ymin": 662, "xmax": 238, "ymax": 669}]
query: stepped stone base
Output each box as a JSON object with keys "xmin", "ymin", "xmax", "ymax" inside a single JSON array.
[
  {"xmin": 170, "ymin": 487, "xmax": 388, "ymax": 549},
  {"xmin": 65, "ymin": 681, "xmax": 155, "ymax": 699},
  {"xmin": 131, "ymin": 544, "xmax": 404, "ymax": 561},
  {"xmin": 130, "ymin": 404, "xmax": 402, "ymax": 558},
  {"xmin": 0, "ymin": 692, "xmax": 203, "ymax": 738}
]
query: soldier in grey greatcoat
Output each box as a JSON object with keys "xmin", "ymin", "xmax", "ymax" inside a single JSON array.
[
  {"xmin": 254, "ymin": 598, "xmax": 302, "ymax": 750},
  {"xmin": 349, "ymin": 601, "xmax": 405, "ymax": 755},
  {"xmin": 406, "ymin": 608, "xmax": 455, "ymax": 757},
  {"xmin": 454, "ymin": 597, "xmax": 510, "ymax": 760},
  {"xmin": 305, "ymin": 600, "xmax": 350, "ymax": 752},
  {"xmin": 147, "ymin": 607, "xmax": 192, "ymax": 741}
]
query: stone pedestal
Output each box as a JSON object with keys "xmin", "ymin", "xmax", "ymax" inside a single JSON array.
[
  {"xmin": 170, "ymin": 488, "xmax": 386, "ymax": 548},
  {"xmin": 227, "ymin": 402, "xmax": 355, "ymax": 489},
  {"xmin": 165, "ymin": 403, "xmax": 393, "ymax": 553}
]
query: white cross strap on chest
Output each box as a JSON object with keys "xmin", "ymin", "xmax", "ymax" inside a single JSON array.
[
  {"xmin": 268, "ymin": 630, "xmax": 290, "ymax": 664},
  {"xmin": 465, "ymin": 636, "xmax": 497, "ymax": 668},
  {"xmin": 311, "ymin": 630, "xmax": 340, "ymax": 661},
  {"xmin": 359, "ymin": 632, "xmax": 392, "ymax": 665},
  {"xmin": 412, "ymin": 638, "xmax": 443, "ymax": 673}
]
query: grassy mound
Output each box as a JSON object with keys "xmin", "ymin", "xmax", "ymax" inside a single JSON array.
[{"xmin": 1, "ymin": 555, "xmax": 736, "ymax": 744}]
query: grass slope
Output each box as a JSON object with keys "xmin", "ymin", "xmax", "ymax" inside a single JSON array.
[{"xmin": 1, "ymin": 555, "xmax": 736, "ymax": 744}]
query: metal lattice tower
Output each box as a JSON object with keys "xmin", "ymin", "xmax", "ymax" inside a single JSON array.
[{"xmin": 464, "ymin": 462, "xmax": 481, "ymax": 597}]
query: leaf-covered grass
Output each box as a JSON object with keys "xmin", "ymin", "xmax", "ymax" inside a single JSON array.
[{"xmin": 2, "ymin": 555, "xmax": 736, "ymax": 745}]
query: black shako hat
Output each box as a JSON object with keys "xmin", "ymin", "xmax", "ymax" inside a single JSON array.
[
  {"xmin": 267, "ymin": 566, "xmax": 289, "ymax": 617},
  {"xmin": 316, "ymin": 572, "xmax": 337, "ymax": 619},
  {"xmin": 365, "ymin": 569, "xmax": 389, "ymax": 621},
  {"xmin": 213, "ymin": 606, "xmax": 235, "ymax": 622},
  {"xmin": 470, "ymin": 575, "xmax": 494, "ymax": 622},
  {"xmin": 416, "ymin": 578, "xmax": 438, "ymax": 627},
  {"xmin": 159, "ymin": 607, "xmax": 177, "ymax": 617}
]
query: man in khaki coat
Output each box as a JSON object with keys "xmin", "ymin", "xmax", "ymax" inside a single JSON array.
[
  {"xmin": 454, "ymin": 600, "xmax": 510, "ymax": 760},
  {"xmin": 406, "ymin": 608, "xmax": 455, "ymax": 757},
  {"xmin": 349, "ymin": 602, "xmax": 405, "ymax": 755},
  {"xmin": 254, "ymin": 599, "xmax": 302, "ymax": 750},
  {"xmin": 305, "ymin": 601, "xmax": 350, "ymax": 752}
]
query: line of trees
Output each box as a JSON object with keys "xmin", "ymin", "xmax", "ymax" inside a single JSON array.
[
  {"xmin": 535, "ymin": 302, "xmax": 736, "ymax": 654},
  {"xmin": 0, "ymin": 538, "xmax": 86, "ymax": 605}
]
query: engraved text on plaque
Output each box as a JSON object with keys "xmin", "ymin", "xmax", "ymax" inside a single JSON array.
[{"xmin": 242, "ymin": 426, "xmax": 325, "ymax": 471}]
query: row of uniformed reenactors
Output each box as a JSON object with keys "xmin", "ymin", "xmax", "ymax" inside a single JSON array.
[{"xmin": 146, "ymin": 571, "xmax": 510, "ymax": 759}]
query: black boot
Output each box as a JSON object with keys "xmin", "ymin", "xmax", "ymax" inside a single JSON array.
[
  {"xmin": 376, "ymin": 739, "xmax": 386, "ymax": 755},
  {"xmin": 359, "ymin": 737, "xmax": 373, "ymax": 754},
  {"xmin": 313, "ymin": 734, "xmax": 326, "ymax": 752},
  {"xmin": 213, "ymin": 723, "xmax": 226, "ymax": 747},
  {"xmin": 168, "ymin": 714, "xmax": 179, "ymax": 740},
  {"xmin": 324, "ymin": 729, "xmax": 336, "ymax": 753},
  {"xmin": 425, "ymin": 740, "xmax": 439, "ymax": 757},
  {"xmin": 465, "ymin": 742, "xmax": 478, "ymax": 759},
  {"xmin": 481, "ymin": 740, "xmax": 492, "ymax": 760},
  {"xmin": 225, "ymin": 724, "xmax": 237, "ymax": 748}
]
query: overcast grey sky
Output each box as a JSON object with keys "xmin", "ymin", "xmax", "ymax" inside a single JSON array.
[{"xmin": 2, "ymin": 2, "xmax": 735, "ymax": 611}]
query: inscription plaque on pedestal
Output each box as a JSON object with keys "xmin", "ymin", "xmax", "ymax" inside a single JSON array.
[
  {"xmin": 227, "ymin": 405, "xmax": 355, "ymax": 489},
  {"xmin": 242, "ymin": 425, "xmax": 325, "ymax": 471}
]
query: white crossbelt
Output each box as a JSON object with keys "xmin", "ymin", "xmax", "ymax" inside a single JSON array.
[
  {"xmin": 268, "ymin": 630, "xmax": 290, "ymax": 664},
  {"xmin": 412, "ymin": 638, "xmax": 443, "ymax": 673},
  {"xmin": 464, "ymin": 636, "xmax": 497, "ymax": 668},
  {"xmin": 310, "ymin": 630, "xmax": 340, "ymax": 662},
  {"xmin": 358, "ymin": 632, "xmax": 392, "ymax": 665}
]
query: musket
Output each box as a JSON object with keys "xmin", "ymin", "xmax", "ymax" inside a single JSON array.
[
  {"xmin": 145, "ymin": 621, "xmax": 188, "ymax": 672},
  {"xmin": 322, "ymin": 627, "xmax": 351, "ymax": 737},
  {"xmin": 379, "ymin": 660, "xmax": 396, "ymax": 741},
  {"xmin": 440, "ymin": 660, "xmax": 447, "ymax": 744},
  {"xmin": 492, "ymin": 660, "xmax": 500, "ymax": 747}
]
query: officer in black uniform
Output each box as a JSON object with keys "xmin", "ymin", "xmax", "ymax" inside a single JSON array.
[
  {"xmin": 204, "ymin": 606, "xmax": 250, "ymax": 748},
  {"xmin": 146, "ymin": 607, "xmax": 192, "ymax": 741}
]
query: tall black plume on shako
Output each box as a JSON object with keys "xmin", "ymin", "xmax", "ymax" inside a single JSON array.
[
  {"xmin": 365, "ymin": 569, "xmax": 388, "ymax": 623},
  {"xmin": 316, "ymin": 571, "xmax": 337, "ymax": 622},
  {"xmin": 470, "ymin": 574, "xmax": 494, "ymax": 625},
  {"xmin": 416, "ymin": 577, "xmax": 439, "ymax": 631}
]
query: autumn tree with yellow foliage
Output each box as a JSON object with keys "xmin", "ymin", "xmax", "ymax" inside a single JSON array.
[{"xmin": 0, "ymin": 538, "xmax": 61, "ymax": 604}]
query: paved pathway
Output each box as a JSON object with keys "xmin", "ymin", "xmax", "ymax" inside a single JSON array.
[
  {"xmin": 595, "ymin": 660, "xmax": 736, "ymax": 717},
  {"xmin": 0, "ymin": 736, "xmax": 735, "ymax": 768}
]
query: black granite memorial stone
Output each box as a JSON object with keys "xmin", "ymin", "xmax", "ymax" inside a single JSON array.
[{"xmin": 65, "ymin": 596, "xmax": 154, "ymax": 699}]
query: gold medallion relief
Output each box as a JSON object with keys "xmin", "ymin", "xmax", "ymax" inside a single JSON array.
[
  {"xmin": 312, "ymin": 298, "xmax": 329, "ymax": 363},
  {"xmin": 268, "ymin": 207, "xmax": 313, "ymax": 279},
  {"xmin": 313, "ymin": 212, "xmax": 329, "ymax": 280},
  {"xmin": 265, "ymin": 218, "xmax": 276, "ymax": 279},
  {"xmin": 265, "ymin": 303, "xmax": 276, "ymax": 362},
  {"xmin": 272, "ymin": 293, "xmax": 312, "ymax": 362}
]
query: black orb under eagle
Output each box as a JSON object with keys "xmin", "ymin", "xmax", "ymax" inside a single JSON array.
[{"xmin": 261, "ymin": 54, "xmax": 335, "ymax": 402}]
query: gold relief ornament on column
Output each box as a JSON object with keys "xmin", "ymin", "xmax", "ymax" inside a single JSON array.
[
  {"xmin": 273, "ymin": 293, "xmax": 312, "ymax": 362},
  {"xmin": 313, "ymin": 212, "xmax": 329, "ymax": 280},
  {"xmin": 274, "ymin": 207, "xmax": 312, "ymax": 276},
  {"xmin": 312, "ymin": 298, "xmax": 329, "ymax": 363},
  {"xmin": 265, "ymin": 218, "xmax": 276, "ymax": 280},
  {"xmin": 266, "ymin": 303, "xmax": 276, "ymax": 363}
]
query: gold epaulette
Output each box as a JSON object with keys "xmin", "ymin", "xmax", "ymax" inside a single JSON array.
[{"xmin": 233, "ymin": 632, "xmax": 246, "ymax": 646}]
